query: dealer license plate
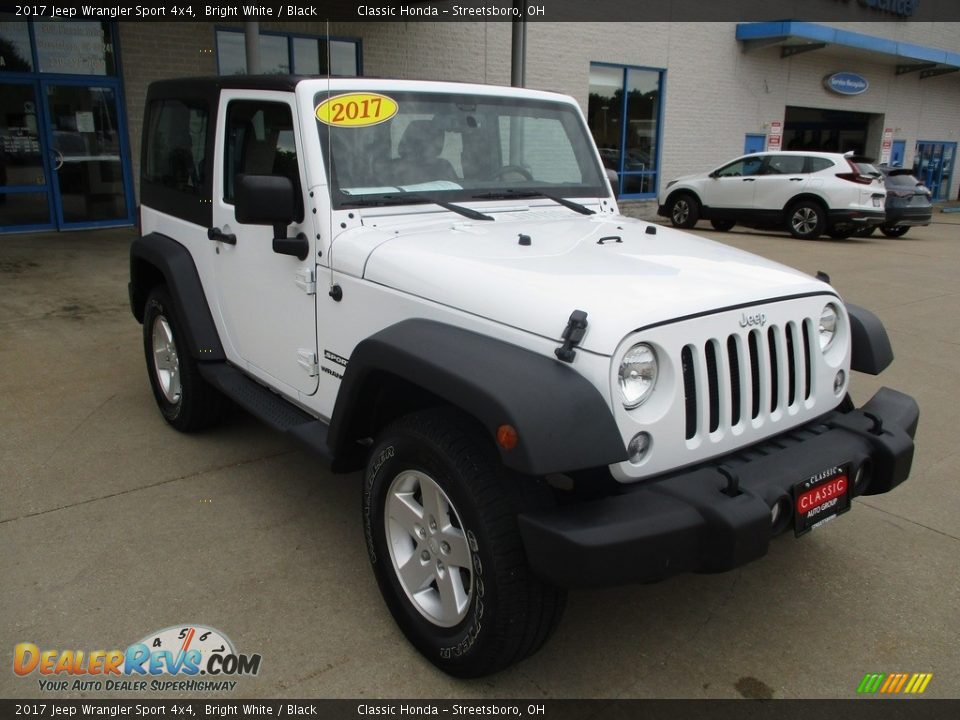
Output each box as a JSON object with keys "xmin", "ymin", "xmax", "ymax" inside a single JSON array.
[{"xmin": 793, "ymin": 464, "xmax": 851, "ymax": 537}]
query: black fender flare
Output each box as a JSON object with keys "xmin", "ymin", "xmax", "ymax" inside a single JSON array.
[
  {"xmin": 328, "ymin": 319, "xmax": 627, "ymax": 475},
  {"xmin": 845, "ymin": 303, "xmax": 894, "ymax": 375},
  {"xmin": 129, "ymin": 233, "xmax": 225, "ymax": 361}
]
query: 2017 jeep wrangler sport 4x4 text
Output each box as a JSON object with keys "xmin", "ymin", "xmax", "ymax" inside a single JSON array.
[{"xmin": 130, "ymin": 76, "xmax": 918, "ymax": 677}]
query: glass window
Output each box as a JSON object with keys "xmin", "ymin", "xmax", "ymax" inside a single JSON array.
[
  {"xmin": 808, "ymin": 157, "xmax": 834, "ymax": 173},
  {"xmin": 0, "ymin": 191, "xmax": 49, "ymax": 226},
  {"xmin": 316, "ymin": 90, "xmax": 606, "ymax": 207},
  {"xmin": 34, "ymin": 21, "xmax": 115, "ymax": 75},
  {"xmin": 216, "ymin": 30, "xmax": 246, "ymax": 75},
  {"xmin": 218, "ymin": 30, "xmax": 359, "ymax": 76},
  {"xmin": 0, "ymin": 17, "xmax": 33, "ymax": 72},
  {"xmin": 587, "ymin": 63, "xmax": 663, "ymax": 198},
  {"xmin": 0, "ymin": 83, "xmax": 44, "ymax": 186},
  {"xmin": 716, "ymin": 157, "xmax": 764, "ymax": 177},
  {"xmin": 143, "ymin": 100, "xmax": 208, "ymax": 193},
  {"xmin": 224, "ymin": 100, "xmax": 302, "ymax": 220},
  {"xmin": 765, "ymin": 155, "xmax": 805, "ymax": 174}
]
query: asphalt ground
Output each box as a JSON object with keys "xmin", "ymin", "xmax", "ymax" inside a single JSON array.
[{"xmin": 1, "ymin": 215, "xmax": 958, "ymax": 700}]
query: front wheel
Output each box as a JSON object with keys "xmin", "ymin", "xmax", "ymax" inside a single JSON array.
[
  {"xmin": 668, "ymin": 193, "xmax": 700, "ymax": 229},
  {"xmin": 362, "ymin": 409, "xmax": 565, "ymax": 678},
  {"xmin": 880, "ymin": 226, "xmax": 910, "ymax": 238},
  {"xmin": 143, "ymin": 285, "xmax": 227, "ymax": 432},
  {"xmin": 786, "ymin": 201, "xmax": 826, "ymax": 239}
]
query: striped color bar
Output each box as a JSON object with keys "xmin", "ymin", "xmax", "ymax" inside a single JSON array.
[{"xmin": 857, "ymin": 672, "xmax": 933, "ymax": 694}]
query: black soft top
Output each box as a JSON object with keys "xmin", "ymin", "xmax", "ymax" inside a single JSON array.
[{"xmin": 146, "ymin": 74, "xmax": 308, "ymax": 101}]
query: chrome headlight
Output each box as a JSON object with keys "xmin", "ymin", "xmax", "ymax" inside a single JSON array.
[
  {"xmin": 818, "ymin": 303, "xmax": 840, "ymax": 352},
  {"xmin": 618, "ymin": 343, "xmax": 658, "ymax": 408}
]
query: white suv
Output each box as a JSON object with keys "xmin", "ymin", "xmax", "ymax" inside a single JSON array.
[{"xmin": 658, "ymin": 151, "xmax": 886, "ymax": 239}]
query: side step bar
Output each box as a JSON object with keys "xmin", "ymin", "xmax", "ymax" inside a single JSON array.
[{"xmin": 199, "ymin": 362, "xmax": 334, "ymax": 461}]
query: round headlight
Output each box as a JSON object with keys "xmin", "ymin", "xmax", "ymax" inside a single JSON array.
[
  {"xmin": 818, "ymin": 303, "xmax": 840, "ymax": 352},
  {"xmin": 618, "ymin": 343, "xmax": 658, "ymax": 409}
]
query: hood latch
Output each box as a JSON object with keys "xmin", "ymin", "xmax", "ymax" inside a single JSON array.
[{"xmin": 555, "ymin": 310, "xmax": 588, "ymax": 363}]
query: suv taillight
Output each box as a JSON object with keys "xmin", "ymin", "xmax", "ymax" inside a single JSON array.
[
  {"xmin": 837, "ymin": 159, "xmax": 877, "ymax": 185},
  {"xmin": 836, "ymin": 173, "xmax": 874, "ymax": 185}
]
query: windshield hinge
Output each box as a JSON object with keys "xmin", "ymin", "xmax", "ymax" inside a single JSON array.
[
  {"xmin": 555, "ymin": 310, "xmax": 588, "ymax": 363},
  {"xmin": 297, "ymin": 349, "xmax": 319, "ymax": 376},
  {"xmin": 295, "ymin": 267, "xmax": 316, "ymax": 295}
]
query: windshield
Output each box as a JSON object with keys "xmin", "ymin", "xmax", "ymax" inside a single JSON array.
[{"xmin": 314, "ymin": 90, "xmax": 607, "ymax": 208}]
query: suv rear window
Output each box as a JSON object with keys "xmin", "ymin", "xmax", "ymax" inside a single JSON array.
[{"xmin": 884, "ymin": 171, "xmax": 922, "ymax": 188}]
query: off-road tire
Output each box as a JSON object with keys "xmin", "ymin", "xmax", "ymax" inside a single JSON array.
[
  {"xmin": 362, "ymin": 408, "xmax": 565, "ymax": 678},
  {"xmin": 143, "ymin": 285, "xmax": 227, "ymax": 432}
]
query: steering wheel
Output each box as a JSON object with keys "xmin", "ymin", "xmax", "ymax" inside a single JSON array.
[{"xmin": 492, "ymin": 165, "xmax": 533, "ymax": 181}]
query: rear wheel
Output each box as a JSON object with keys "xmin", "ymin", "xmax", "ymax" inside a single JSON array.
[
  {"xmin": 880, "ymin": 226, "xmax": 910, "ymax": 238},
  {"xmin": 668, "ymin": 193, "xmax": 700, "ymax": 229},
  {"xmin": 143, "ymin": 285, "xmax": 227, "ymax": 432},
  {"xmin": 710, "ymin": 219, "xmax": 735, "ymax": 232},
  {"xmin": 786, "ymin": 201, "xmax": 826, "ymax": 239},
  {"xmin": 362, "ymin": 408, "xmax": 565, "ymax": 678}
]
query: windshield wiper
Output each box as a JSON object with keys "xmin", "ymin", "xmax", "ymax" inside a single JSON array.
[
  {"xmin": 341, "ymin": 194, "xmax": 493, "ymax": 221},
  {"xmin": 471, "ymin": 190, "xmax": 595, "ymax": 216}
]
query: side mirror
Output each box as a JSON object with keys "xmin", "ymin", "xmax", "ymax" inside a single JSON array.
[
  {"xmin": 235, "ymin": 175, "xmax": 308, "ymax": 261},
  {"xmin": 708, "ymin": 170, "xmax": 719, "ymax": 179},
  {"xmin": 235, "ymin": 174, "xmax": 295, "ymax": 231},
  {"xmin": 605, "ymin": 168, "xmax": 620, "ymax": 200}
]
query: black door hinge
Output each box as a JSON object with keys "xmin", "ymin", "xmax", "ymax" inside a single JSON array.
[{"xmin": 555, "ymin": 310, "xmax": 588, "ymax": 363}]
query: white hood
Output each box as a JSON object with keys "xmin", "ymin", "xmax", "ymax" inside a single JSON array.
[{"xmin": 337, "ymin": 210, "xmax": 832, "ymax": 355}]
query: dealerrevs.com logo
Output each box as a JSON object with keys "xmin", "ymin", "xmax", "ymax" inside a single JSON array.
[{"xmin": 13, "ymin": 625, "xmax": 261, "ymax": 693}]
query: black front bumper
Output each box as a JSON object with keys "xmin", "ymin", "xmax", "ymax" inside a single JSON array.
[{"xmin": 519, "ymin": 388, "xmax": 918, "ymax": 588}]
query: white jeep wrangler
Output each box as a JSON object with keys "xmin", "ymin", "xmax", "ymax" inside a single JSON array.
[{"xmin": 130, "ymin": 76, "xmax": 918, "ymax": 677}]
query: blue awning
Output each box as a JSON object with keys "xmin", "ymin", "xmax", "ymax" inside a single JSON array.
[{"xmin": 736, "ymin": 21, "xmax": 960, "ymax": 79}]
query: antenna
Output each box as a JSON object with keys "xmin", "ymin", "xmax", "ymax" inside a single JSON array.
[{"xmin": 326, "ymin": 19, "xmax": 336, "ymax": 295}]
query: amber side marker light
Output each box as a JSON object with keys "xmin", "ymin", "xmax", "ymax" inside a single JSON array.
[{"xmin": 496, "ymin": 424, "xmax": 519, "ymax": 450}]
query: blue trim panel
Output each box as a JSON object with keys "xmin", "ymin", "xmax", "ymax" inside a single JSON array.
[{"xmin": 736, "ymin": 21, "xmax": 960, "ymax": 69}]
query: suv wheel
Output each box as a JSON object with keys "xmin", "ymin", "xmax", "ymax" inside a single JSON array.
[
  {"xmin": 143, "ymin": 285, "xmax": 226, "ymax": 432},
  {"xmin": 668, "ymin": 193, "xmax": 700, "ymax": 229},
  {"xmin": 880, "ymin": 226, "xmax": 910, "ymax": 238},
  {"xmin": 362, "ymin": 408, "xmax": 565, "ymax": 678},
  {"xmin": 710, "ymin": 219, "xmax": 735, "ymax": 232},
  {"xmin": 786, "ymin": 201, "xmax": 826, "ymax": 239}
]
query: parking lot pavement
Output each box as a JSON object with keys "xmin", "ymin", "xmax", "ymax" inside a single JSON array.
[{"xmin": 2, "ymin": 221, "xmax": 958, "ymax": 699}]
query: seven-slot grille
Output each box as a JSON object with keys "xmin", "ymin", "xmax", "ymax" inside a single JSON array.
[{"xmin": 681, "ymin": 319, "xmax": 815, "ymax": 440}]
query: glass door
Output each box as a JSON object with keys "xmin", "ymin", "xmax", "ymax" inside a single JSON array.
[
  {"xmin": 914, "ymin": 141, "xmax": 957, "ymax": 201},
  {"xmin": 0, "ymin": 79, "xmax": 54, "ymax": 231},
  {"xmin": 42, "ymin": 81, "xmax": 132, "ymax": 227}
]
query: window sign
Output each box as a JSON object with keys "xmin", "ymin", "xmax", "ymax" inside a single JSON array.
[
  {"xmin": 0, "ymin": 17, "xmax": 33, "ymax": 72},
  {"xmin": 35, "ymin": 21, "xmax": 115, "ymax": 75}
]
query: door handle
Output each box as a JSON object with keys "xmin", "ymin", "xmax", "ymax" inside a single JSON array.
[
  {"xmin": 789, "ymin": 178, "xmax": 803, "ymax": 182},
  {"xmin": 52, "ymin": 149, "xmax": 64, "ymax": 171},
  {"xmin": 742, "ymin": 178, "xmax": 755, "ymax": 182},
  {"xmin": 207, "ymin": 227, "xmax": 236, "ymax": 245}
]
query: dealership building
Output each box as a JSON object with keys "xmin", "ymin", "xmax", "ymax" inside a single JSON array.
[{"xmin": 1, "ymin": 15, "xmax": 958, "ymax": 233}]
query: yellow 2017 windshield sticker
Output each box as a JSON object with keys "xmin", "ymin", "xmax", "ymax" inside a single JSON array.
[{"xmin": 315, "ymin": 93, "xmax": 398, "ymax": 127}]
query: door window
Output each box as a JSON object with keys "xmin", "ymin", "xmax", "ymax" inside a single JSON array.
[
  {"xmin": 716, "ymin": 156, "xmax": 764, "ymax": 177},
  {"xmin": 223, "ymin": 101, "xmax": 303, "ymax": 221}
]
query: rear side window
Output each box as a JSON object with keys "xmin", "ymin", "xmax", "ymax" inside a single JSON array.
[
  {"xmin": 223, "ymin": 100, "xmax": 303, "ymax": 222},
  {"xmin": 808, "ymin": 157, "xmax": 835, "ymax": 173},
  {"xmin": 143, "ymin": 100, "xmax": 208, "ymax": 193},
  {"xmin": 765, "ymin": 155, "xmax": 805, "ymax": 174}
]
